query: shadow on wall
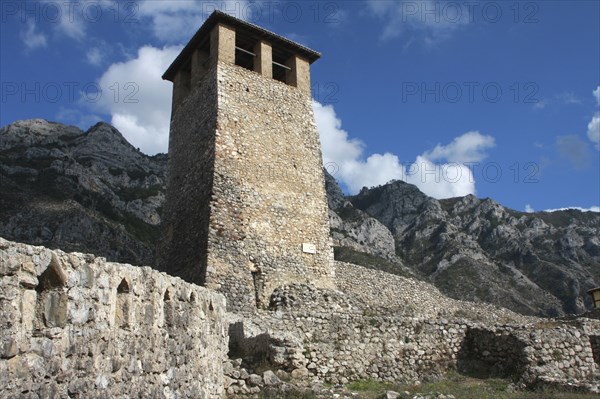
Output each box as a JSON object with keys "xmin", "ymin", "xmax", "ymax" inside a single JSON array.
[
  {"xmin": 228, "ymin": 320, "xmax": 305, "ymax": 373},
  {"xmin": 590, "ymin": 335, "xmax": 600, "ymax": 366},
  {"xmin": 456, "ymin": 328, "xmax": 528, "ymax": 380},
  {"xmin": 228, "ymin": 321, "xmax": 271, "ymax": 365}
]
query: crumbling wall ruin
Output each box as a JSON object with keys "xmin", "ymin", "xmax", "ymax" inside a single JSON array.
[
  {"xmin": 226, "ymin": 262, "xmax": 600, "ymax": 393},
  {"xmin": 0, "ymin": 238, "xmax": 228, "ymax": 399},
  {"xmin": 1, "ymin": 238, "xmax": 599, "ymax": 397}
]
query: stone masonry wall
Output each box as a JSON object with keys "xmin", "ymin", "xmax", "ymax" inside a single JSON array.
[
  {"xmin": 229, "ymin": 262, "xmax": 599, "ymax": 392},
  {"xmin": 523, "ymin": 323, "xmax": 596, "ymax": 385},
  {"xmin": 204, "ymin": 62, "xmax": 335, "ymax": 311},
  {"xmin": 158, "ymin": 62, "xmax": 218, "ymax": 286},
  {"xmin": 0, "ymin": 238, "xmax": 227, "ymax": 399},
  {"xmin": 160, "ymin": 59, "xmax": 334, "ymax": 312}
]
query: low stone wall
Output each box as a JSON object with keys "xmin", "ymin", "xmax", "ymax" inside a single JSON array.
[
  {"xmin": 248, "ymin": 284, "xmax": 476, "ymax": 384},
  {"xmin": 0, "ymin": 238, "xmax": 228, "ymax": 398},
  {"xmin": 457, "ymin": 327, "xmax": 528, "ymax": 379},
  {"xmin": 525, "ymin": 323, "xmax": 597, "ymax": 386},
  {"xmin": 231, "ymin": 264, "xmax": 600, "ymax": 392},
  {"xmin": 457, "ymin": 324, "xmax": 597, "ymax": 385},
  {"xmin": 2, "ymin": 239, "xmax": 598, "ymax": 397}
]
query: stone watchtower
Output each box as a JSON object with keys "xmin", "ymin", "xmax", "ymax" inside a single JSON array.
[{"xmin": 159, "ymin": 11, "xmax": 335, "ymax": 311}]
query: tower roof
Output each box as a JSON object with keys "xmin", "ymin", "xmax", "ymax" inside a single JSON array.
[{"xmin": 162, "ymin": 10, "xmax": 321, "ymax": 82}]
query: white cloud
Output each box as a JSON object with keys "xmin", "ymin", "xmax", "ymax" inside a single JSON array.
[
  {"xmin": 525, "ymin": 204, "xmax": 535, "ymax": 213},
  {"xmin": 533, "ymin": 99, "xmax": 547, "ymax": 110},
  {"xmin": 92, "ymin": 45, "xmax": 182, "ymax": 154},
  {"xmin": 137, "ymin": 0, "xmax": 249, "ymax": 43},
  {"xmin": 543, "ymin": 206, "xmax": 600, "ymax": 213},
  {"xmin": 366, "ymin": 0, "xmax": 470, "ymax": 43},
  {"xmin": 533, "ymin": 92, "xmax": 584, "ymax": 111},
  {"xmin": 313, "ymin": 101, "xmax": 495, "ymax": 198},
  {"xmin": 40, "ymin": 0, "xmax": 112, "ymax": 40},
  {"xmin": 20, "ymin": 20, "xmax": 47, "ymax": 51},
  {"xmin": 587, "ymin": 87, "xmax": 600, "ymax": 149},
  {"xmin": 423, "ymin": 131, "xmax": 495, "ymax": 163},
  {"xmin": 586, "ymin": 113, "xmax": 599, "ymax": 150},
  {"xmin": 56, "ymin": 15, "xmax": 85, "ymax": 40},
  {"xmin": 25, "ymin": 0, "xmax": 118, "ymax": 44},
  {"xmin": 86, "ymin": 47, "xmax": 103, "ymax": 66},
  {"xmin": 558, "ymin": 92, "xmax": 582, "ymax": 105},
  {"xmin": 408, "ymin": 155, "xmax": 478, "ymax": 199}
]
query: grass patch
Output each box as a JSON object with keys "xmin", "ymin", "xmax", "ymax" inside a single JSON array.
[
  {"xmin": 344, "ymin": 372, "xmax": 600, "ymax": 399},
  {"xmin": 258, "ymin": 388, "xmax": 317, "ymax": 399},
  {"xmin": 347, "ymin": 379, "xmax": 392, "ymax": 392}
]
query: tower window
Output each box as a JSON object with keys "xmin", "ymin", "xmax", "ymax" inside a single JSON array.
[
  {"xmin": 235, "ymin": 35, "xmax": 255, "ymax": 71},
  {"xmin": 272, "ymin": 53, "xmax": 290, "ymax": 83}
]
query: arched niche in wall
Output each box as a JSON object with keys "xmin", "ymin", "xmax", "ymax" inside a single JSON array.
[
  {"xmin": 115, "ymin": 278, "xmax": 131, "ymax": 329},
  {"xmin": 35, "ymin": 254, "xmax": 68, "ymax": 328},
  {"xmin": 163, "ymin": 288, "xmax": 174, "ymax": 327}
]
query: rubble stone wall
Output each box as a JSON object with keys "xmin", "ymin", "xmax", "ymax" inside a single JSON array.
[
  {"xmin": 0, "ymin": 238, "xmax": 228, "ymax": 399},
  {"xmin": 228, "ymin": 262, "xmax": 599, "ymax": 391},
  {"xmin": 204, "ymin": 61, "xmax": 335, "ymax": 311},
  {"xmin": 160, "ymin": 59, "xmax": 335, "ymax": 313},
  {"xmin": 2, "ymin": 238, "xmax": 599, "ymax": 397},
  {"xmin": 158, "ymin": 62, "xmax": 218, "ymax": 286}
]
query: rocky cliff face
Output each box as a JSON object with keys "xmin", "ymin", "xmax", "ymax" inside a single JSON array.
[
  {"xmin": 340, "ymin": 178, "xmax": 600, "ymax": 317},
  {"xmin": 1, "ymin": 119, "xmax": 598, "ymax": 317},
  {"xmin": 0, "ymin": 119, "xmax": 167, "ymax": 265}
]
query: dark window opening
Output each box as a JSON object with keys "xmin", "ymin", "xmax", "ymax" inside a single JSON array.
[
  {"xmin": 235, "ymin": 35, "xmax": 255, "ymax": 71},
  {"xmin": 590, "ymin": 336, "xmax": 600, "ymax": 366},
  {"xmin": 272, "ymin": 53, "xmax": 288, "ymax": 83}
]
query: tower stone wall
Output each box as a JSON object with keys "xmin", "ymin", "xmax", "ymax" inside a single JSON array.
[{"xmin": 159, "ymin": 12, "xmax": 335, "ymax": 311}]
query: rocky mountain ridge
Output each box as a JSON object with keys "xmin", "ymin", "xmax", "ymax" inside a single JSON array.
[
  {"xmin": 1, "ymin": 119, "xmax": 598, "ymax": 317},
  {"xmin": 0, "ymin": 119, "xmax": 166, "ymax": 265},
  {"xmin": 327, "ymin": 176, "xmax": 600, "ymax": 317}
]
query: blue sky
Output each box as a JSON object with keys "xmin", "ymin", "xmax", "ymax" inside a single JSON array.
[{"xmin": 1, "ymin": 0, "xmax": 599, "ymax": 212}]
